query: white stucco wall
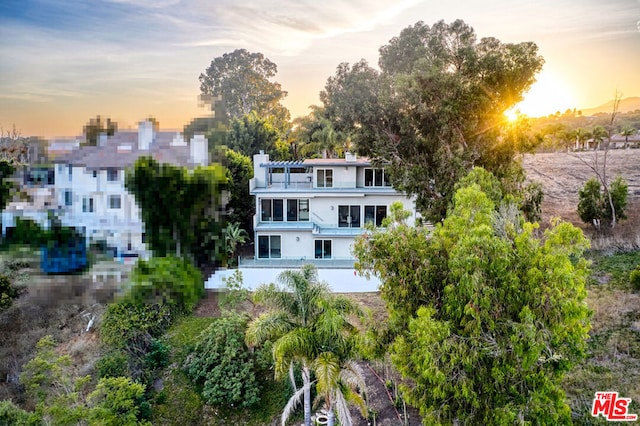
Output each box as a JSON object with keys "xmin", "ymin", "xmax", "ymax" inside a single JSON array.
[{"xmin": 206, "ymin": 267, "xmax": 381, "ymax": 293}]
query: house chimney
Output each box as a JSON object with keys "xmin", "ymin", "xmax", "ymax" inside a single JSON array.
[
  {"xmin": 98, "ymin": 132, "xmax": 108, "ymax": 147},
  {"xmin": 138, "ymin": 120, "xmax": 154, "ymax": 150},
  {"xmin": 345, "ymin": 152, "xmax": 357, "ymax": 162},
  {"xmin": 190, "ymin": 134, "xmax": 208, "ymax": 166},
  {"xmin": 253, "ymin": 151, "xmax": 269, "ymax": 188},
  {"xmin": 171, "ymin": 132, "xmax": 186, "ymax": 146}
]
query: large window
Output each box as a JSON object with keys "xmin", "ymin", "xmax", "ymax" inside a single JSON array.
[
  {"xmin": 258, "ymin": 235, "xmax": 281, "ymax": 259},
  {"xmin": 364, "ymin": 205, "xmax": 388, "ymax": 227},
  {"xmin": 364, "ymin": 168, "xmax": 390, "ymax": 187},
  {"xmin": 261, "ymin": 199, "xmax": 284, "ymax": 222},
  {"xmin": 82, "ymin": 197, "xmax": 94, "ymax": 213},
  {"xmin": 338, "ymin": 205, "xmax": 361, "ymax": 228},
  {"xmin": 107, "ymin": 168, "xmax": 119, "ymax": 182},
  {"xmin": 287, "ymin": 199, "xmax": 309, "ymax": 222},
  {"xmin": 317, "ymin": 169, "xmax": 333, "ymax": 188},
  {"xmin": 314, "ymin": 240, "xmax": 332, "ymax": 259},
  {"xmin": 108, "ymin": 195, "xmax": 121, "ymax": 209}
]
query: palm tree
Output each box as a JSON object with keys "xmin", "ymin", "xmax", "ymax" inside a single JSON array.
[
  {"xmin": 245, "ymin": 264, "xmax": 364, "ymax": 426},
  {"xmin": 591, "ymin": 125, "xmax": 608, "ymax": 150},
  {"xmin": 224, "ymin": 222, "xmax": 249, "ymax": 265},
  {"xmin": 572, "ymin": 128, "xmax": 591, "ymax": 151},
  {"xmin": 314, "ymin": 352, "xmax": 367, "ymax": 426},
  {"xmin": 620, "ymin": 126, "xmax": 637, "ymax": 149}
]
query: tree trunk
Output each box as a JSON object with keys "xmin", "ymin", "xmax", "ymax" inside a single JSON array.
[
  {"xmin": 328, "ymin": 409, "xmax": 335, "ymax": 426},
  {"xmin": 303, "ymin": 365, "xmax": 312, "ymax": 426}
]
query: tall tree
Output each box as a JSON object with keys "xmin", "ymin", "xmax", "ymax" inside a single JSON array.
[
  {"xmin": 224, "ymin": 149, "xmax": 254, "ymax": 233},
  {"xmin": 245, "ymin": 265, "xmax": 364, "ymax": 426},
  {"xmin": 0, "ymin": 160, "xmax": 15, "ymax": 212},
  {"xmin": 226, "ymin": 112, "xmax": 289, "ymax": 159},
  {"xmin": 353, "ymin": 171, "xmax": 591, "ymax": 424},
  {"xmin": 125, "ymin": 157, "xmax": 227, "ymax": 269},
  {"xmin": 82, "ymin": 115, "xmax": 117, "ymax": 146},
  {"xmin": 321, "ymin": 20, "xmax": 544, "ymax": 221},
  {"xmin": 199, "ymin": 49, "xmax": 290, "ymax": 131}
]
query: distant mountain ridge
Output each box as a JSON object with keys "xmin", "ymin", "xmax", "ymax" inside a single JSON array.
[{"xmin": 581, "ymin": 97, "xmax": 640, "ymax": 116}]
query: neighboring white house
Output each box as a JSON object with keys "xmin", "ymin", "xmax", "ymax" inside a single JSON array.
[
  {"xmin": 45, "ymin": 120, "xmax": 208, "ymax": 257},
  {"xmin": 206, "ymin": 151, "xmax": 418, "ymax": 292}
]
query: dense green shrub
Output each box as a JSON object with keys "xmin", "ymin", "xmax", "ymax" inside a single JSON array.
[
  {"xmin": 7, "ymin": 218, "xmax": 45, "ymax": 247},
  {"xmin": 578, "ymin": 176, "xmax": 629, "ymax": 229},
  {"xmin": 126, "ymin": 256, "xmax": 204, "ymax": 314},
  {"xmin": 96, "ymin": 350, "xmax": 130, "ymax": 379},
  {"xmin": 144, "ymin": 339, "xmax": 170, "ymax": 371},
  {"xmin": 185, "ymin": 313, "xmax": 260, "ymax": 408},
  {"xmin": 100, "ymin": 302, "xmax": 173, "ymax": 351},
  {"xmin": 630, "ymin": 265, "xmax": 640, "ymax": 291},
  {"xmin": 0, "ymin": 400, "xmax": 41, "ymax": 426}
]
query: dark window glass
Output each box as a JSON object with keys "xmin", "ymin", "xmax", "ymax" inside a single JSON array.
[
  {"xmin": 258, "ymin": 236, "xmax": 269, "ymax": 258},
  {"xmin": 376, "ymin": 205, "xmax": 387, "ymax": 226},
  {"xmin": 261, "ymin": 199, "xmax": 272, "ymax": 221},
  {"xmin": 374, "ymin": 169, "xmax": 383, "ymax": 186},
  {"xmin": 350, "ymin": 205, "xmax": 360, "ymax": 228},
  {"xmin": 364, "ymin": 205, "xmax": 375, "ymax": 224},
  {"xmin": 364, "ymin": 169, "xmax": 373, "ymax": 186},
  {"xmin": 299, "ymin": 199, "xmax": 309, "ymax": 221},
  {"xmin": 270, "ymin": 236, "xmax": 281, "ymax": 258},
  {"xmin": 273, "ymin": 199, "xmax": 283, "ymax": 221},
  {"xmin": 338, "ymin": 205, "xmax": 349, "ymax": 228},
  {"xmin": 287, "ymin": 199, "xmax": 298, "ymax": 221}
]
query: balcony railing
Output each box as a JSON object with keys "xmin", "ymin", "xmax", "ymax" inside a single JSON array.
[{"xmin": 238, "ymin": 257, "xmax": 356, "ymax": 269}]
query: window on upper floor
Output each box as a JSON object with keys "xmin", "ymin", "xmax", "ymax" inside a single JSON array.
[
  {"xmin": 68, "ymin": 164, "xmax": 73, "ymax": 180},
  {"xmin": 364, "ymin": 168, "xmax": 390, "ymax": 187},
  {"xmin": 64, "ymin": 190, "xmax": 72, "ymax": 207},
  {"xmin": 287, "ymin": 199, "xmax": 309, "ymax": 222},
  {"xmin": 317, "ymin": 169, "xmax": 333, "ymax": 188},
  {"xmin": 258, "ymin": 235, "xmax": 281, "ymax": 259},
  {"xmin": 364, "ymin": 205, "xmax": 388, "ymax": 227},
  {"xmin": 82, "ymin": 197, "xmax": 94, "ymax": 213},
  {"xmin": 338, "ymin": 205, "xmax": 361, "ymax": 228},
  {"xmin": 107, "ymin": 168, "xmax": 119, "ymax": 182},
  {"xmin": 108, "ymin": 195, "xmax": 121, "ymax": 209},
  {"xmin": 314, "ymin": 240, "xmax": 332, "ymax": 259},
  {"xmin": 261, "ymin": 199, "xmax": 284, "ymax": 222}
]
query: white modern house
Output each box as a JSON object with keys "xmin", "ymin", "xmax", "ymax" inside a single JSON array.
[
  {"xmin": 1, "ymin": 120, "xmax": 209, "ymax": 260},
  {"xmin": 205, "ymin": 151, "xmax": 418, "ymax": 292}
]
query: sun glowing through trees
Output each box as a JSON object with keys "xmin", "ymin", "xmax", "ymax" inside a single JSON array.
[{"xmin": 508, "ymin": 69, "xmax": 576, "ymax": 118}]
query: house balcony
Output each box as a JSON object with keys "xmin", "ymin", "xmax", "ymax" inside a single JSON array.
[{"xmin": 238, "ymin": 256, "xmax": 356, "ymax": 269}]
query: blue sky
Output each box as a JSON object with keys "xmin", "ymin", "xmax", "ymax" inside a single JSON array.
[{"xmin": 1, "ymin": 0, "xmax": 639, "ymax": 137}]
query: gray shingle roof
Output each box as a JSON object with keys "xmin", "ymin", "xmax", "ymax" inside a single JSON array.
[{"xmin": 53, "ymin": 131, "xmax": 195, "ymax": 169}]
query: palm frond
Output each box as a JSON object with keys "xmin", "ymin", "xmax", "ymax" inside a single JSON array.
[
  {"xmin": 334, "ymin": 390, "xmax": 353, "ymax": 426},
  {"xmin": 281, "ymin": 385, "xmax": 305, "ymax": 426},
  {"xmin": 245, "ymin": 311, "xmax": 293, "ymax": 347},
  {"xmin": 313, "ymin": 352, "xmax": 340, "ymax": 396},
  {"xmin": 273, "ymin": 328, "xmax": 316, "ymax": 378}
]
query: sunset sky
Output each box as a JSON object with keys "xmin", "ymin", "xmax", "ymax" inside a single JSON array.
[{"xmin": 1, "ymin": 0, "xmax": 639, "ymax": 138}]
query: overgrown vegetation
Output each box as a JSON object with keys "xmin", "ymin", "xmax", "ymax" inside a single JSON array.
[
  {"xmin": 354, "ymin": 169, "xmax": 592, "ymax": 424},
  {"xmin": 578, "ymin": 176, "xmax": 629, "ymax": 230}
]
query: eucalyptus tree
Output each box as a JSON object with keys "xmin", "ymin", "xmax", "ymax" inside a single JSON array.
[
  {"xmin": 321, "ymin": 19, "xmax": 544, "ymax": 221},
  {"xmin": 199, "ymin": 49, "xmax": 290, "ymax": 133},
  {"xmin": 245, "ymin": 265, "xmax": 364, "ymax": 426}
]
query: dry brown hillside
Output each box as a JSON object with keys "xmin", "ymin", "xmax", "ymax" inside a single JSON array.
[{"xmin": 523, "ymin": 149, "xmax": 640, "ymax": 248}]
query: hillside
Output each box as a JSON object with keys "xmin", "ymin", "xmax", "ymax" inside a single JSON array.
[
  {"xmin": 523, "ymin": 149, "xmax": 640, "ymax": 247},
  {"xmin": 581, "ymin": 96, "xmax": 640, "ymax": 116}
]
